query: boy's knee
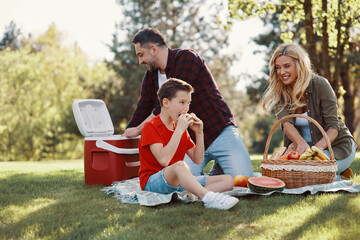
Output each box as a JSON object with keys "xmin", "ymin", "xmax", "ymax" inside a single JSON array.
[
  {"xmin": 172, "ymin": 161, "xmax": 189, "ymax": 171},
  {"xmin": 224, "ymin": 174, "xmax": 234, "ymax": 190}
]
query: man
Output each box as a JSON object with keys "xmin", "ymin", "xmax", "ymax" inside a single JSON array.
[{"xmin": 123, "ymin": 28, "xmax": 253, "ymax": 178}]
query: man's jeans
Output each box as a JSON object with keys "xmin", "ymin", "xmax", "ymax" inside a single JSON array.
[{"xmin": 184, "ymin": 125, "xmax": 253, "ymax": 177}]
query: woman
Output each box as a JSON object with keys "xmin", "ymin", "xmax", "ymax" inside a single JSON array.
[{"xmin": 262, "ymin": 43, "xmax": 357, "ymax": 180}]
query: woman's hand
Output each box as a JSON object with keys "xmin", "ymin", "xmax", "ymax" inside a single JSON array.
[
  {"xmin": 296, "ymin": 142, "xmax": 310, "ymax": 155},
  {"xmin": 283, "ymin": 122, "xmax": 309, "ymax": 154}
]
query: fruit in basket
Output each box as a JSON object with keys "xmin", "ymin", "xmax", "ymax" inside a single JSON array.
[
  {"xmin": 287, "ymin": 151, "xmax": 300, "ymax": 160},
  {"xmin": 283, "ymin": 143, "xmax": 297, "ymax": 156},
  {"xmin": 278, "ymin": 155, "xmax": 288, "ymax": 160},
  {"xmin": 310, "ymin": 151, "xmax": 322, "ymax": 160},
  {"xmin": 247, "ymin": 177, "xmax": 285, "ymax": 193},
  {"xmin": 234, "ymin": 175, "xmax": 250, "ymax": 187},
  {"xmin": 311, "ymin": 146, "xmax": 330, "ymax": 160},
  {"xmin": 299, "ymin": 148, "xmax": 315, "ymax": 160},
  {"xmin": 299, "ymin": 147, "xmax": 329, "ymax": 160}
]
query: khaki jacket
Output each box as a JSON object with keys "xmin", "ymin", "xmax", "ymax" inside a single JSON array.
[{"xmin": 275, "ymin": 75, "xmax": 354, "ymax": 160}]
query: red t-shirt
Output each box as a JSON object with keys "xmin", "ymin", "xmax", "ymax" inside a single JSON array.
[{"xmin": 138, "ymin": 115, "xmax": 195, "ymax": 190}]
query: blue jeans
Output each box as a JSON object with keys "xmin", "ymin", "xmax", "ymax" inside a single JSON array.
[
  {"xmin": 322, "ymin": 138, "xmax": 356, "ymax": 180},
  {"xmin": 184, "ymin": 125, "xmax": 253, "ymax": 177},
  {"xmin": 143, "ymin": 168, "xmax": 208, "ymax": 194}
]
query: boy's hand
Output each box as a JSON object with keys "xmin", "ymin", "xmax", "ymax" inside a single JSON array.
[
  {"xmin": 188, "ymin": 113, "xmax": 203, "ymax": 134},
  {"xmin": 176, "ymin": 113, "xmax": 194, "ymax": 132}
]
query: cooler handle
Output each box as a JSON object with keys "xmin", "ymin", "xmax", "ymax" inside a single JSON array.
[{"xmin": 96, "ymin": 140, "xmax": 139, "ymax": 154}]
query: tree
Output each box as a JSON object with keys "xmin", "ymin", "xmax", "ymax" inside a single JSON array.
[
  {"xmin": 106, "ymin": 0, "xmax": 236, "ymax": 133},
  {"xmin": 0, "ymin": 21, "xmax": 22, "ymax": 51},
  {"xmin": 228, "ymin": 0, "xmax": 360, "ymax": 141},
  {"xmin": 0, "ymin": 24, "xmax": 116, "ymax": 161}
]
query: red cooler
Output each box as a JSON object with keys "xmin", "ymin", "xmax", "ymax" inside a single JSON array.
[{"xmin": 72, "ymin": 99, "xmax": 140, "ymax": 185}]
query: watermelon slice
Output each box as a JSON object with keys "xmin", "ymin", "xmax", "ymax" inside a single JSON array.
[{"xmin": 248, "ymin": 177, "xmax": 285, "ymax": 193}]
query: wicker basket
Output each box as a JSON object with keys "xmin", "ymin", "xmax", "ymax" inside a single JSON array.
[{"xmin": 261, "ymin": 114, "xmax": 337, "ymax": 189}]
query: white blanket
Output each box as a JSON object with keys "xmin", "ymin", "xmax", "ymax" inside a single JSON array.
[{"xmin": 103, "ymin": 177, "xmax": 360, "ymax": 206}]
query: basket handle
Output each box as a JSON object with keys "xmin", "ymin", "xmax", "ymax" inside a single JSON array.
[{"xmin": 263, "ymin": 114, "xmax": 335, "ymax": 161}]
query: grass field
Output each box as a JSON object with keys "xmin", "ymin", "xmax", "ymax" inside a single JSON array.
[{"xmin": 1, "ymin": 154, "xmax": 360, "ymax": 240}]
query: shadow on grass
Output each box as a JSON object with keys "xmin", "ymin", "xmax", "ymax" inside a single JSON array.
[
  {"xmin": 350, "ymin": 155, "xmax": 360, "ymax": 175},
  {"xmin": 0, "ymin": 170, "xmax": 119, "ymax": 239},
  {"xmin": 1, "ymin": 156, "xmax": 359, "ymax": 239},
  {"xmin": 282, "ymin": 193, "xmax": 360, "ymax": 239},
  {"xmin": 100, "ymin": 194, "xmax": 310, "ymax": 240},
  {"xmin": 0, "ymin": 169, "xmax": 307, "ymax": 239},
  {"xmin": 0, "ymin": 170, "xmax": 84, "ymax": 207}
]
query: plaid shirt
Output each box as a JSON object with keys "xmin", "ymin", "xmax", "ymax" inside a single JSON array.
[{"xmin": 127, "ymin": 48, "xmax": 236, "ymax": 149}]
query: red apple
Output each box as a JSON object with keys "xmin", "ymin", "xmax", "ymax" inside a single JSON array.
[{"xmin": 288, "ymin": 151, "xmax": 300, "ymax": 160}]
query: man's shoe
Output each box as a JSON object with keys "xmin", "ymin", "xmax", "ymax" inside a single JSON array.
[{"xmin": 207, "ymin": 162, "xmax": 224, "ymax": 176}]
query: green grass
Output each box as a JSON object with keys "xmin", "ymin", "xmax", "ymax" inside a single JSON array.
[{"xmin": 1, "ymin": 154, "xmax": 360, "ymax": 240}]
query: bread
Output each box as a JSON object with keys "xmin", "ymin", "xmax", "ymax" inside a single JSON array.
[
  {"xmin": 269, "ymin": 147, "xmax": 287, "ymax": 160},
  {"xmin": 283, "ymin": 143, "xmax": 297, "ymax": 156}
]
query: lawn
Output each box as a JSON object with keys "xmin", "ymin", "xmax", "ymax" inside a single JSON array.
[{"xmin": 1, "ymin": 154, "xmax": 360, "ymax": 240}]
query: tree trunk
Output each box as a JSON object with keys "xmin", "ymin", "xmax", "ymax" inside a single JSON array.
[
  {"xmin": 303, "ymin": 0, "xmax": 318, "ymax": 72},
  {"xmin": 339, "ymin": 18, "xmax": 353, "ymax": 134},
  {"xmin": 340, "ymin": 61, "xmax": 355, "ymax": 134},
  {"xmin": 333, "ymin": 0, "xmax": 344, "ymax": 96},
  {"xmin": 321, "ymin": 0, "xmax": 331, "ymax": 81}
]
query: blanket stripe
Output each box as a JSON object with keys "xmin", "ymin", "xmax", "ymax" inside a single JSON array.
[{"xmin": 103, "ymin": 177, "xmax": 360, "ymax": 206}]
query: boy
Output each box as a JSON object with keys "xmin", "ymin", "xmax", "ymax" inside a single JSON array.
[{"xmin": 138, "ymin": 78, "xmax": 239, "ymax": 210}]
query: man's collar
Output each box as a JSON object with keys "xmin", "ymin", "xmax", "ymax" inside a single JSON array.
[{"xmin": 165, "ymin": 48, "xmax": 175, "ymax": 71}]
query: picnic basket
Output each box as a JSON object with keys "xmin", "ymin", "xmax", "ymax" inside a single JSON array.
[{"xmin": 261, "ymin": 114, "xmax": 337, "ymax": 189}]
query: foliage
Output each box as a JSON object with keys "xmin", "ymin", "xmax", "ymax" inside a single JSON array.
[
  {"xmin": 1, "ymin": 156, "xmax": 360, "ymax": 239},
  {"xmin": 0, "ymin": 24, "xmax": 116, "ymax": 161},
  {"xmin": 0, "ymin": 21, "xmax": 22, "ymax": 51},
  {"xmin": 249, "ymin": 112, "xmax": 284, "ymax": 153},
  {"xmin": 228, "ymin": 0, "xmax": 360, "ymax": 143}
]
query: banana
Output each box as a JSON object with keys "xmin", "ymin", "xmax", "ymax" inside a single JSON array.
[
  {"xmin": 311, "ymin": 151, "xmax": 322, "ymax": 160},
  {"xmin": 311, "ymin": 146, "xmax": 330, "ymax": 160},
  {"xmin": 299, "ymin": 148, "xmax": 314, "ymax": 160}
]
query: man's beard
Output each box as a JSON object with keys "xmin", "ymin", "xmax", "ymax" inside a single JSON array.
[{"xmin": 147, "ymin": 62, "xmax": 158, "ymax": 72}]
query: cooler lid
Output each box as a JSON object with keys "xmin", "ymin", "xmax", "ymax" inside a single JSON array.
[{"xmin": 72, "ymin": 99, "xmax": 114, "ymax": 137}]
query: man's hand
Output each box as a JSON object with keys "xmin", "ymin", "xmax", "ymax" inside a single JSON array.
[{"xmin": 122, "ymin": 127, "xmax": 141, "ymax": 138}]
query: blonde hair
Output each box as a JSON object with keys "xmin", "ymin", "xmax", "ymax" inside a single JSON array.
[{"xmin": 262, "ymin": 43, "xmax": 314, "ymax": 113}]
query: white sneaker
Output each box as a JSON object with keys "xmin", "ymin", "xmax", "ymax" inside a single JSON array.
[{"xmin": 203, "ymin": 192, "xmax": 239, "ymax": 210}]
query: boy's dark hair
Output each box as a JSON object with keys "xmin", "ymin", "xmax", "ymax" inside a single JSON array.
[
  {"xmin": 132, "ymin": 28, "xmax": 167, "ymax": 48},
  {"xmin": 157, "ymin": 78, "xmax": 193, "ymax": 107}
]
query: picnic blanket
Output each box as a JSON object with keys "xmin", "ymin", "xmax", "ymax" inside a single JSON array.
[{"xmin": 103, "ymin": 177, "xmax": 360, "ymax": 206}]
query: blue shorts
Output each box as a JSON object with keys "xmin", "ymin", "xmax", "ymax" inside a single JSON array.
[{"xmin": 143, "ymin": 168, "xmax": 208, "ymax": 194}]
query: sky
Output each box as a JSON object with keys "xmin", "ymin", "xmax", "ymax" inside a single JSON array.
[{"xmin": 0, "ymin": 0, "xmax": 267, "ymax": 86}]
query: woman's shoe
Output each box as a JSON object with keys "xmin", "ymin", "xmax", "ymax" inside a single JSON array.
[{"xmin": 340, "ymin": 168, "xmax": 354, "ymax": 180}]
